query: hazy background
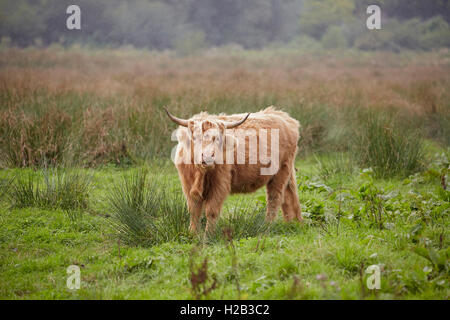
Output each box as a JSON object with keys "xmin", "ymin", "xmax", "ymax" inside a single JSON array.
[{"xmin": 0, "ymin": 0, "xmax": 449, "ymax": 53}]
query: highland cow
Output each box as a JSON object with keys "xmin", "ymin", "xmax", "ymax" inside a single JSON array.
[{"xmin": 165, "ymin": 106, "xmax": 302, "ymax": 233}]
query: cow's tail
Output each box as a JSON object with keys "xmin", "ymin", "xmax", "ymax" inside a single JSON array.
[
  {"xmin": 287, "ymin": 166, "xmax": 302, "ymax": 220},
  {"xmin": 287, "ymin": 167, "xmax": 297, "ymax": 193}
]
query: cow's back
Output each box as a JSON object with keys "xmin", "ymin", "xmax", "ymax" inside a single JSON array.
[{"xmin": 226, "ymin": 107, "xmax": 300, "ymax": 193}]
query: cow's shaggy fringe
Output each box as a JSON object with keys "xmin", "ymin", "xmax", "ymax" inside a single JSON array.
[{"xmin": 8, "ymin": 169, "xmax": 93, "ymax": 210}]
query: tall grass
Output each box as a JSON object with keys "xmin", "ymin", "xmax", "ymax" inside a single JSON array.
[
  {"xmin": 426, "ymin": 105, "xmax": 450, "ymax": 147},
  {"xmin": 107, "ymin": 169, "xmax": 191, "ymax": 246},
  {"xmin": 352, "ymin": 112, "xmax": 425, "ymax": 178},
  {"xmin": 0, "ymin": 177, "xmax": 13, "ymax": 202},
  {"xmin": 0, "ymin": 107, "xmax": 73, "ymax": 167},
  {"xmin": 0, "ymin": 48, "xmax": 448, "ymax": 169},
  {"xmin": 8, "ymin": 169, "xmax": 93, "ymax": 210},
  {"xmin": 289, "ymin": 103, "xmax": 333, "ymax": 154}
]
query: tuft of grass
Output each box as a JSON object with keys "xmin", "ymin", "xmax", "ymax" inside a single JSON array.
[
  {"xmin": 352, "ymin": 112, "xmax": 425, "ymax": 178},
  {"xmin": 0, "ymin": 177, "xmax": 13, "ymax": 202},
  {"xmin": 426, "ymin": 106, "xmax": 450, "ymax": 147},
  {"xmin": 208, "ymin": 201, "xmax": 303, "ymax": 243},
  {"xmin": 8, "ymin": 169, "xmax": 93, "ymax": 210},
  {"xmin": 208, "ymin": 202, "xmax": 270, "ymax": 243},
  {"xmin": 107, "ymin": 169, "xmax": 191, "ymax": 246}
]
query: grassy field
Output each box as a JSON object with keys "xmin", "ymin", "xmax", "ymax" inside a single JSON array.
[{"xmin": 0, "ymin": 47, "xmax": 449, "ymax": 299}]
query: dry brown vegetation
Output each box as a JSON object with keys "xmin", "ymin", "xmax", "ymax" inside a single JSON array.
[{"xmin": 0, "ymin": 47, "xmax": 449, "ymax": 168}]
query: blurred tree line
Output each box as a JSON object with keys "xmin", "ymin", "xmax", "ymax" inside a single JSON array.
[{"xmin": 0, "ymin": 0, "xmax": 449, "ymax": 52}]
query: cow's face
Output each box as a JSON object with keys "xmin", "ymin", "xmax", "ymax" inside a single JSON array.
[
  {"xmin": 166, "ymin": 108, "xmax": 250, "ymax": 168},
  {"xmin": 176, "ymin": 120, "xmax": 228, "ymax": 168},
  {"xmin": 190, "ymin": 120, "xmax": 224, "ymax": 167}
]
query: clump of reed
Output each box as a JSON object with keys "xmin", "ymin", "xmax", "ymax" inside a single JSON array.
[
  {"xmin": 8, "ymin": 169, "xmax": 93, "ymax": 210},
  {"xmin": 107, "ymin": 169, "xmax": 191, "ymax": 246},
  {"xmin": 351, "ymin": 111, "xmax": 425, "ymax": 178}
]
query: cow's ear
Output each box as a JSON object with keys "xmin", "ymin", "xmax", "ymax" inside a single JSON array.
[{"xmin": 176, "ymin": 127, "xmax": 191, "ymax": 146}]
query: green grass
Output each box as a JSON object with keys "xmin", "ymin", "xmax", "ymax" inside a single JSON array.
[
  {"xmin": 0, "ymin": 150, "xmax": 448, "ymax": 300},
  {"xmin": 351, "ymin": 111, "xmax": 425, "ymax": 178},
  {"xmin": 107, "ymin": 169, "xmax": 192, "ymax": 246},
  {"xmin": 7, "ymin": 169, "xmax": 93, "ymax": 211},
  {"xmin": 0, "ymin": 177, "xmax": 12, "ymax": 201}
]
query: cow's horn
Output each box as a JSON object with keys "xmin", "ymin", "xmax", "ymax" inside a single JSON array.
[
  {"xmin": 224, "ymin": 113, "xmax": 250, "ymax": 129},
  {"xmin": 164, "ymin": 107, "xmax": 189, "ymax": 127}
]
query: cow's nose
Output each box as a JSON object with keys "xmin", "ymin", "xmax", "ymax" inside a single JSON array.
[{"xmin": 202, "ymin": 156, "xmax": 214, "ymax": 165}]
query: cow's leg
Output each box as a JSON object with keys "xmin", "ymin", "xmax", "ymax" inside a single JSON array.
[
  {"xmin": 187, "ymin": 197, "xmax": 203, "ymax": 233},
  {"xmin": 190, "ymin": 170, "xmax": 204, "ymax": 200},
  {"xmin": 204, "ymin": 193, "xmax": 227, "ymax": 234},
  {"xmin": 265, "ymin": 163, "xmax": 291, "ymax": 222},
  {"xmin": 204, "ymin": 182, "xmax": 230, "ymax": 234},
  {"xmin": 281, "ymin": 168, "xmax": 302, "ymax": 222}
]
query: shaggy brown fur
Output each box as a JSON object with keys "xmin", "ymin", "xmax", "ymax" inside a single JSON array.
[{"xmin": 171, "ymin": 106, "xmax": 302, "ymax": 233}]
